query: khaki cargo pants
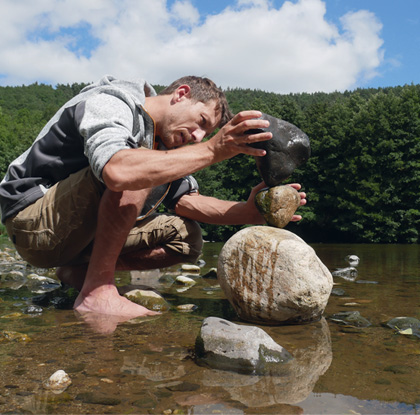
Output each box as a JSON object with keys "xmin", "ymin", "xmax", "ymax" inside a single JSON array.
[{"xmin": 5, "ymin": 167, "xmax": 203, "ymax": 268}]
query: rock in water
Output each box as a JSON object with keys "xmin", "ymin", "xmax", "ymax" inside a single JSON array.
[
  {"xmin": 247, "ymin": 113, "xmax": 310, "ymax": 187},
  {"xmin": 217, "ymin": 227, "xmax": 333, "ymax": 324},
  {"xmin": 124, "ymin": 289, "xmax": 170, "ymax": 311},
  {"xmin": 196, "ymin": 317, "xmax": 293, "ymax": 374},
  {"xmin": 43, "ymin": 370, "xmax": 72, "ymax": 394},
  {"xmin": 254, "ymin": 185, "xmax": 300, "ymax": 228}
]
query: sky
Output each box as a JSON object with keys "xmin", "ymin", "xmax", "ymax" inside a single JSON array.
[{"xmin": 0, "ymin": 0, "xmax": 419, "ymax": 94}]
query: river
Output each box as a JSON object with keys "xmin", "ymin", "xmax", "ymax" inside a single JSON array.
[{"xmin": 0, "ymin": 239, "xmax": 419, "ymax": 414}]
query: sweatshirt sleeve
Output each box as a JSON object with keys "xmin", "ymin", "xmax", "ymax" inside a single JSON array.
[{"xmin": 78, "ymin": 92, "xmax": 138, "ymax": 181}]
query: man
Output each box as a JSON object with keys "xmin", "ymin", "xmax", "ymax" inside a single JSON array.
[{"xmin": 0, "ymin": 75, "xmax": 306, "ymax": 321}]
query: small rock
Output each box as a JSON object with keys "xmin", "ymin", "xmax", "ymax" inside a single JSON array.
[
  {"xmin": 202, "ymin": 268, "xmax": 218, "ymax": 279},
  {"xmin": 24, "ymin": 305, "xmax": 43, "ymax": 314},
  {"xmin": 196, "ymin": 259, "xmax": 206, "ymax": 267},
  {"xmin": 26, "ymin": 274, "xmax": 61, "ymax": 294},
  {"xmin": 254, "ymin": 185, "xmax": 300, "ymax": 228},
  {"xmin": 43, "ymin": 370, "xmax": 72, "ymax": 394},
  {"xmin": 1, "ymin": 330, "xmax": 31, "ymax": 342},
  {"xmin": 181, "ymin": 264, "xmax": 201, "ymax": 273},
  {"xmin": 176, "ymin": 304, "xmax": 198, "ymax": 312},
  {"xmin": 100, "ymin": 378, "xmax": 114, "ymax": 384},
  {"xmin": 175, "ymin": 275, "xmax": 196, "ymax": 285},
  {"xmin": 383, "ymin": 317, "xmax": 420, "ymax": 338},
  {"xmin": 330, "ymin": 311, "xmax": 371, "ymax": 328},
  {"xmin": 124, "ymin": 289, "xmax": 170, "ymax": 311},
  {"xmin": 345, "ymin": 255, "xmax": 360, "ymax": 267}
]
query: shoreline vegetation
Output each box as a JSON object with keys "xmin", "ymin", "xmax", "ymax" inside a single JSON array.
[{"xmin": 1, "ymin": 82, "xmax": 419, "ymax": 244}]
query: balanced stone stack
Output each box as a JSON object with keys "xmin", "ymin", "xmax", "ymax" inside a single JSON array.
[{"xmin": 217, "ymin": 113, "xmax": 333, "ymax": 325}]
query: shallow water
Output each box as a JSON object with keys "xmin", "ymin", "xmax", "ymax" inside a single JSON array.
[{"xmin": 0, "ymin": 240, "xmax": 419, "ymax": 414}]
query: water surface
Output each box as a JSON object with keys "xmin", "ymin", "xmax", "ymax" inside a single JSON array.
[{"xmin": 0, "ymin": 240, "xmax": 419, "ymax": 414}]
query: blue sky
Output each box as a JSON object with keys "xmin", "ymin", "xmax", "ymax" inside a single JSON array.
[{"xmin": 0, "ymin": 0, "xmax": 418, "ymax": 93}]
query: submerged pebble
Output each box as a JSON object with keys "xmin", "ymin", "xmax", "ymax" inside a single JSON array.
[
  {"xmin": 181, "ymin": 264, "xmax": 201, "ymax": 273},
  {"xmin": 330, "ymin": 311, "xmax": 371, "ymax": 328},
  {"xmin": 43, "ymin": 370, "xmax": 72, "ymax": 394},
  {"xmin": 383, "ymin": 317, "xmax": 420, "ymax": 338},
  {"xmin": 124, "ymin": 289, "xmax": 170, "ymax": 311},
  {"xmin": 202, "ymin": 268, "xmax": 218, "ymax": 279},
  {"xmin": 1, "ymin": 330, "xmax": 31, "ymax": 342},
  {"xmin": 175, "ymin": 275, "xmax": 196, "ymax": 285},
  {"xmin": 176, "ymin": 304, "xmax": 198, "ymax": 312}
]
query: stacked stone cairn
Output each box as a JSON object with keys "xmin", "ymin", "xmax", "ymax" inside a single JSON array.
[{"xmin": 217, "ymin": 114, "xmax": 333, "ymax": 325}]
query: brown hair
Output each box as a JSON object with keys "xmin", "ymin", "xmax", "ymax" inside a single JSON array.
[{"xmin": 159, "ymin": 76, "xmax": 233, "ymax": 127}]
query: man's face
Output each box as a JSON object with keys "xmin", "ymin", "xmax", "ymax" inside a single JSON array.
[{"xmin": 157, "ymin": 92, "xmax": 221, "ymax": 149}]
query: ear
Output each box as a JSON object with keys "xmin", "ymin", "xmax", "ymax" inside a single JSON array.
[{"xmin": 173, "ymin": 84, "xmax": 191, "ymax": 102}]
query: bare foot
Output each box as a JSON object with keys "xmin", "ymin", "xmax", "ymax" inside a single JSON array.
[{"xmin": 73, "ymin": 285, "xmax": 160, "ymax": 319}]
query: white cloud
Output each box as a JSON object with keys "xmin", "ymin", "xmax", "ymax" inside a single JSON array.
[
  {"xmin": 170, "ymin": 0, "xmax": 200, "ymax": 28},
  {"xmin": 0, "ymin": 0, "xmax": 384, "ymax": 93}
]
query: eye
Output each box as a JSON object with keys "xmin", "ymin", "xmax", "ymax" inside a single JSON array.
[{"xmin": 200, "ymin": 115, "xmax": 206, "ymax": 127}]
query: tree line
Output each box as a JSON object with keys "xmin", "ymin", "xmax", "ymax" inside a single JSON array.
[{"xmin": 1, "ymin": 81, "xmax": 419, "ymax": 243}]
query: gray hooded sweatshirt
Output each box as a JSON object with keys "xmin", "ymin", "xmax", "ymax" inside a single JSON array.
[{"xmin": 0, "ymin": 75, "xmax": 198, "ymax": 223}]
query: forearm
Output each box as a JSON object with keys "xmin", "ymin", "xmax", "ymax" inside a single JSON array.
[
  {"xmin": 175, "ymin": 194, "xmax": 265, "ymax": 225},
  {"xmin": 102, "ymin": 111, "xmax": 272, "ymax": 192},
  {"xmin": 103, "ymin": 143, "xmax": 217, "ymax": 192}
]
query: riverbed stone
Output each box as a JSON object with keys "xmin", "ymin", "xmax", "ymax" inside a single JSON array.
[
  {"xmin": 200, "ymin": 318, "xmax": 332, "ymax": 406},
  {"xmin": 247, "ymin": 113, "xmax": 311, "ymax": 187},
  {"xmin": 254, "ymin": 185, "xmax": 301, "ymax": 228},
  {"xmin": 330, "ymin": 311, "xmax": 371, "ymax": 328},
  {"xmin": 43, "ymin": 370, "xmax": 72, "ymax": 394},
  {"xmin": 196, "ymin": 317, "xmax": 293, "ymax": 374},
  {"xmin": 383, "ymin": 316, "xmax": 420, "ymax": 338},
  {"xmin": 175, "ymin": 275, "xmax": 197, "ymax": 285},
  {"xmin": 217, "ymin": 227, "xmax": 333, "ymax": 324},
  {"xmin": 181, "ymin": 264, "xmax": 201, "ymax": 273},
  {"xmin": 124, "ymin": 289, "xmax": 170, "ymax": 311},
  {"xmin": 202, "ymin": 268, "xmax": 218, "ymax": 279}
]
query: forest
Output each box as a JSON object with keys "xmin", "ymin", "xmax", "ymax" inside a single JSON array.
[{"xmin": 0, "ymin": 81, "xmax": 419, "ymax": 243}]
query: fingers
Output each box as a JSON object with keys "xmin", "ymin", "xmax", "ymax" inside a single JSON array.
[
  {"xmin": 287, "ymin": 183, "xmax": 307, "ymax": 206},
  {"xmin": 211, "ymin": 110, "xmax": 273, "ymax": 158},
  {"xmin": 230, "ymin": 110, "xmax": 264, "ymax": 126},
  {"xmin": 286, "ymin": 183, "xmax": 307, "ymax": 222},
  {"xmin": 287, "ymin": 183, "xmax": 301, "ymax": 191},
  {"xmin": 290, "ymin": 214, "xmax": 302, "ymax": 222}
]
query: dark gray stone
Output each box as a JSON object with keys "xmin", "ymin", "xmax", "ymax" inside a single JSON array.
[
  {"xmin": 247, "ymin": 113, "xmax": 310, "ymax": 186},
  {"xmin": 330, "ymin": 311, "xmax": 371, "ymax": 328},
  {"xmin": 383, "ymin": 316, "xmax": 420, "ymax": 338}
]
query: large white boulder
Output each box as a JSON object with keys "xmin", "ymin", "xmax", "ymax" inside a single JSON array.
[{"xmin": 217, "ymin": 226, "xmax": 333, "ymax": 324}]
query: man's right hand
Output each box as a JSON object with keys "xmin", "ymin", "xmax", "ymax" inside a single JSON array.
[{"xmin": 208, "ymin": 110, "xmax": 273, "ymax": 161}]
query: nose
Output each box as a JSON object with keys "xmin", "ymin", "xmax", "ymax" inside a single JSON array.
[{"xmin": 191, "ymin": 128, "xmax": 206, "ymax": 143}]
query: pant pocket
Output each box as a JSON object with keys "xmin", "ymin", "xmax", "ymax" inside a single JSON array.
[{"xmin": 11, "ymin": 217, "xmax": 61, "ymax": 251}]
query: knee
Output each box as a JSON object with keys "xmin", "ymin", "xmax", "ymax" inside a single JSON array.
[
  {"xmin": 167, "ymin": 216, "xmax": 203, "ymax": 263},
  {"xmin": 181, "ymin": 218, "xmax": 204, "ymax": 262}
]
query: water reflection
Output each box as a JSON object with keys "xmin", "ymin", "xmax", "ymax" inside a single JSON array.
[
  {"xmin": 201, "ymin": 318, "xmax": 332, "ymax": 408},
  {"xmin": 1, "ymin": 240, "xmax": 420, "ymax": 414}
]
